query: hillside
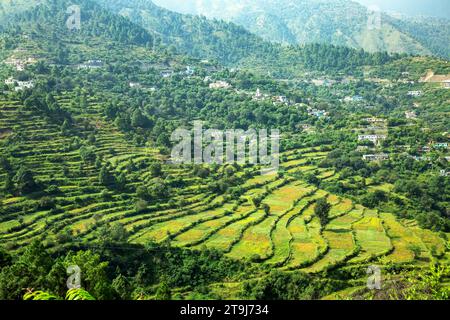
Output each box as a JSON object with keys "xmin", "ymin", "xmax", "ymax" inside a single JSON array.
[
  {"xmin": 153, "ymin": 0, "xmax": 450, "ymax": 59},
  {"xmin": 94, "ymin": 0, "xmax": 399, "ymax": 76}
]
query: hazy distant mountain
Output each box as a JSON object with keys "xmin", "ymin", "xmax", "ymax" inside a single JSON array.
[
  {"xmin": 152, "ymin": 0, "xmax": 450, "ymax": 58},
  {"xmin": 354, "ymin": 0, "xmax": 450, "ymax": 19}
]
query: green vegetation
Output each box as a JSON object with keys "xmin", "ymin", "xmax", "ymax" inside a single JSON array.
[{"xmin": 0, "ymin": 0, "xmax": 448, "ymax": 301}]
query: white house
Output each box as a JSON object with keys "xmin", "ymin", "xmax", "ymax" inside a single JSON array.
[
  {"xmin": 14, "ymin": 80, "xmax": 34, "ymax": 91},
  {"xmin": 363, "ymin": 154, "xmax": 389, "ymax": 161},
  {"xmin": 129, "ymin": 82, "xmax": 142, "ymax": 88},
  {"xmin": 363, "ymin": 118, "xmax": 386, "ymax": 123},
  {"xmin": 78, "ymin": 60, "xmax": 103, "ymax": 69},
  {"xmin": 358, "ymin": 134, "xmax": 387, "ymax": 144},
  {"xmin": 407, "ymin": 91, "xmax": 423, "ymax": 97},
  {"xmin": 443, "ymin": 80, "xmax": 450, "ymax": 89},
  {"xmin": 4, "ymin": 77, "xmax": 16, "ymax": 85}
]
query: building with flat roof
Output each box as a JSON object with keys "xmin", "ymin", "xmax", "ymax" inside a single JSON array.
[{"xmin": 363, "ymin": 154, "xmax": 389, "ymax": 161}]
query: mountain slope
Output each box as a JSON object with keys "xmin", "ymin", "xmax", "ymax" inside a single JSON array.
[
  {"xmin": 152, "ymin": 0, "xmax": 450, "ymax": 58},
  {"xmin": 94, "ymin": 0, "xmax": 276, "ymax": 65},
  {"xmin": 92, "ymin": 0, "xmax": 398, "ymax": 76}
]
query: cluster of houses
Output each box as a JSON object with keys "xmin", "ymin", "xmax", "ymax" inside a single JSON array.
[
  {"xmin": 128, "ymin": 82, "xmax": 157, "ymax": 92},
  {"xmin": 4, "ymin": 77, "xmax": 34, "ymax": 91},
  {"xmin": 4, "ymin": 56, "xmax": 37, "ymax": 71}
]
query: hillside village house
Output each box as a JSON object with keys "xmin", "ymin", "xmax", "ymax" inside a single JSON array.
[
  {"xmin": 358, "ymin": 134, "xmax": 387, "ymax": 144},
  {"xmin": 363, "ymin": 117, "xmax": 386, "ymax": 123},
  {"xmin": 184, "ymin": 66, "xmax": 194, "ymax": 76},
  {"xmin": 344, "ymin": 95, "xmax": 364, "ymax": 103},
  {"xmin": 4, "ymin": 77, "xmax": 16, "ymax": 86},
  {"xmin": 443, "ymin": 80, "xmax": 450, "ymax": 89},
  {"xmin": 407, "ymin": 91, "xmax": 423, "ymax": 97},
  {"xmin": 363, "ymin": 154, "xmax": 389, "ymax": 161},
  {"xmin": 405, "ymin": 111, "xmax": 417, "ymax": 119},
  {"xmin": 129, "ymin": 82, "xmax": 142, "ymax": 88},
  {"xmin": 366, "ymin": 126, "xmax": 386, "ymax": 131},
  {"xmin": 411, "ymin": 155, "xmax": 430, "ymax": 161},
  {"xmin": 420, "ymin": 146, "xmax": 431, "ymax": 153},
  {"xmin": 356, "ymin": 146, "xmax": 371, "ymax": 152},
  {"xmin": 307, "ymin": 107, "xmax": 329, "ymax": 118},
  {"xmin": 161, "ymin": 70, "xmax": 173, "ymax": 78},
  {"xmin": 4, "ymin": 77, "xmax": 34, "ymax": 91},
  {"xmin": 209, "ymin": 81, "xmax": 231, "ymax": 89},
  {"xmin": 78, "ymin": 59, "xmax": 103, "ymax": 69},
  {"xmin": 434, "ymin": 143, "xmax": 448, "ymax": 149},
  {"xmin": 253, "ymin": 88, "xmax": 270, "ymax": 101},
  {"xmin": 273, "ymin": 95, "xmax": 288, "ymax": 104}
]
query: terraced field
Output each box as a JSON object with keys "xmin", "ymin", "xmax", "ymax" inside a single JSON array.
[{"xmin": 0, "ymin": 96, "xmax": 448, "ymax": 275}]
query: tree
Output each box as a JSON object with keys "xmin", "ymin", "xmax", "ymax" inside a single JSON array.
[
  {"xmin": 79, "ymin": 146, "xmax": 96, "ymax": 163},
  {"xmin": 98, "ymin": 223, "xmax": 129, "ymax": 244},
  {"xmin": 155, "ymin": 281, "xmax": 171, "ymax": 300},
  {"xmin": 135, "ymin": 200, "xmax": 148, "ymax": 213},
  {"xmin": 13, "ymin": 166, "xmax": 38, "ymax": 194},
  {"xmin": 0, "ymin": 241, "xmax": 53, "ymax": 299},
  {"xmin": 131, "ymin": 109, "xmax": 148, "ymax": 128},
  {"xmin": 112, "ymin": 274, "xmax": 131, "ymax": 300},
  {"xmin": 61, "ymin": 119, "xmax": 70, "ymax": 135},
  {"xmin": 136, "ymin": 185, "xmax": 149, "ymax": 200},
  {"xmin": 4, "ymin": 173, "xmax": 14, "ymax": 194},
  {"xmin": 251, "ymin": 197, "xmax": 262, "ymax": 208},
  {"xmin": 61, "ymin": 250, "xmax": 112, "ymax": 300},
  {"xmin": 116, "ymin": 172, "xmax": 127, "ymax": 191},
  {"xmin": 314, "ymin": 198, "xmax": 331, "ymax": 226},
  {"xmin": 150, "ymin": 162, "xmax": 162, "ymax": 178},
  {"xmin": 99, "ymin": 165, "xmax": 115, "ymax": 186},
  {"xmin": 262, "ymin": 203, "xmax": 270, "ymax": 215}
]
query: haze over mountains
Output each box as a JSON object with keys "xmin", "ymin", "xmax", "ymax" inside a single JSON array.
[{"xmin": 152, "ymin": 0, "xmax": 450, "ymax": 58}]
